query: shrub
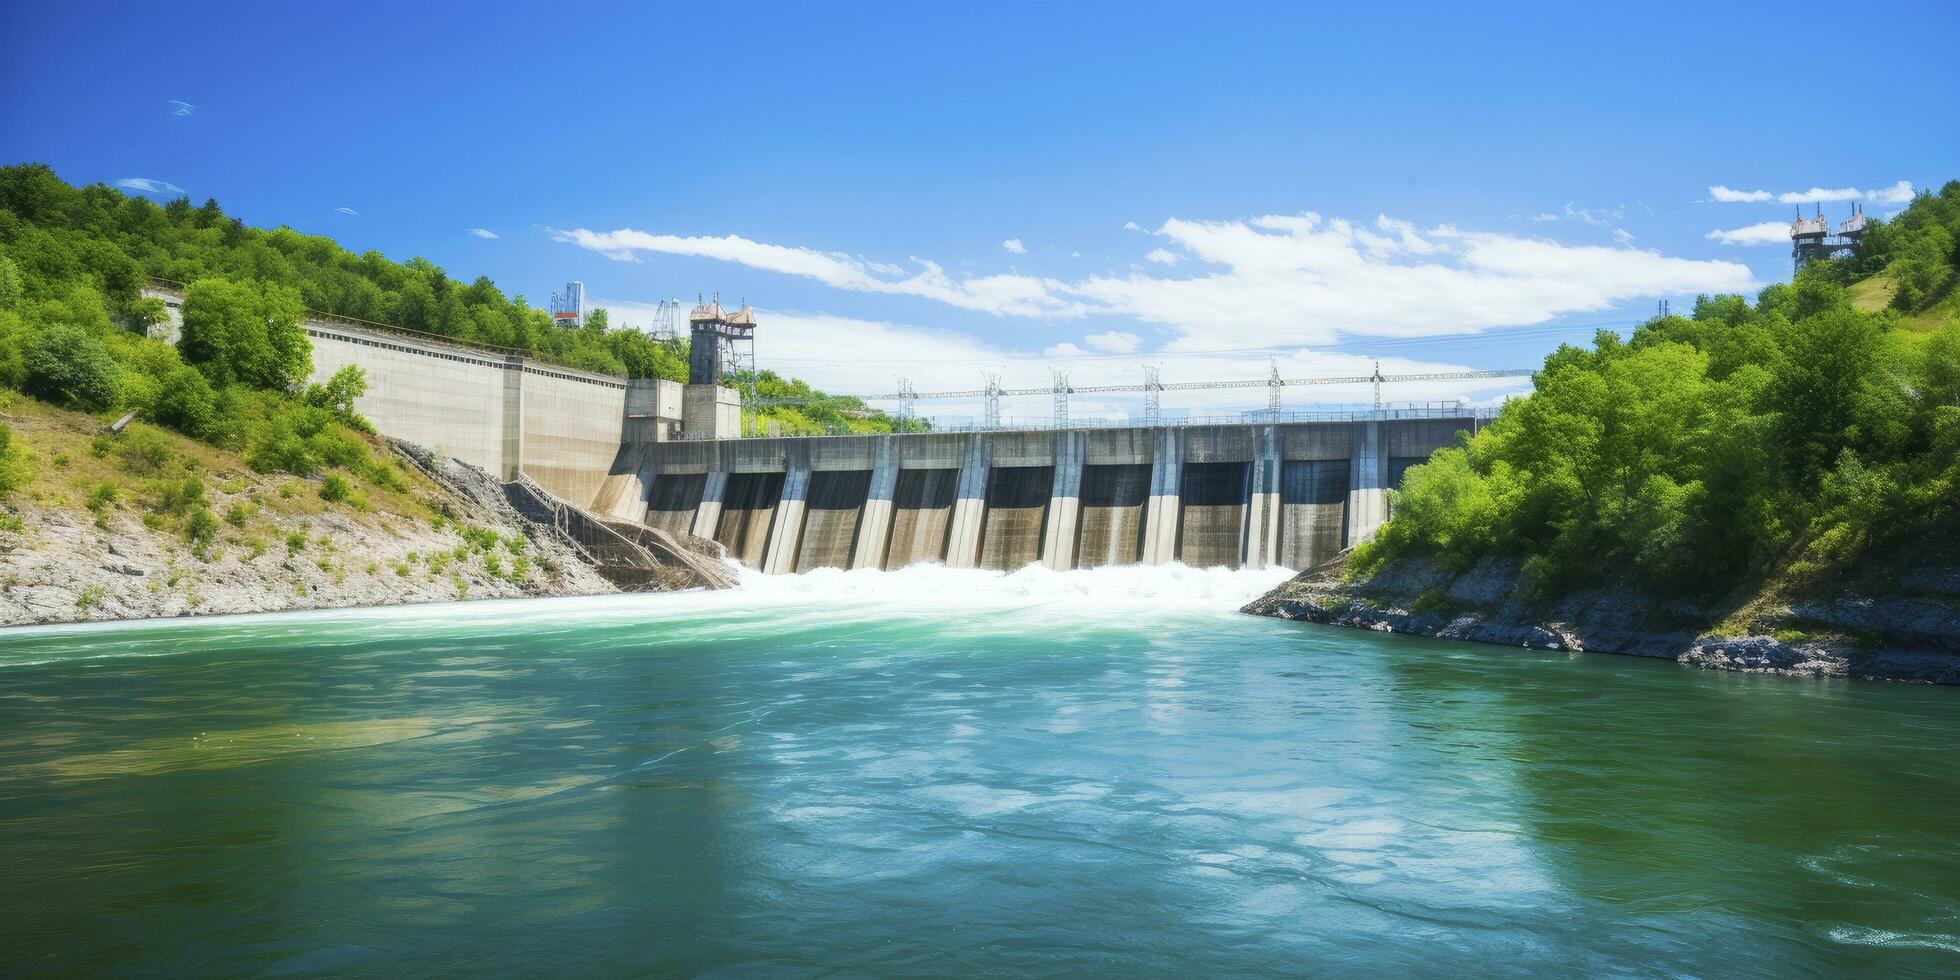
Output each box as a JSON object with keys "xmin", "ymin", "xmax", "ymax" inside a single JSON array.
[
  {"xmin": 319, "ymin": 473, "xmax": 352, "ymax": 503},
  {"xmin": 285, "ymin": 530, "xmax": 307, "ymax": 553},
  {"xmin": 24, "ymin": 325, "xmax": 121, "ymax": 410},
  {"xmin": 151, "ymin": 365, "xmax": 224, "ymax": 443},
  {"xmin": 0, "ymin": 423, "xmax": 28, "ymax": 498},
  {"xmin": 183, "ymin": 505, "xmax": 218, "ymax": 545},
  {"xmin": 116, "ymin": 426, "xmax": 173, "ymax": 475}
]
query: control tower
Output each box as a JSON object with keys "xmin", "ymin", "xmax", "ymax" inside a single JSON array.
[
  {"xmin": 683, "ymin": 294, "xmax": 754, "ymax": 439},
  {"xmin": 1791, "ymin": 204, "xmax": 1868, "ymax": 274}
]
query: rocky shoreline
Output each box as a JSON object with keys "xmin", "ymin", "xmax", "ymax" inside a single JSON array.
[{"xmin": 1242, "ymin": 555, "xmax": 1960, "ymax": 685}]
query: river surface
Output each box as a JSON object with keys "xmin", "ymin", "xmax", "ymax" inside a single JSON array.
[{"xmin": 3, "ymin": 565, "xmax": 1957, "ymax": 976}]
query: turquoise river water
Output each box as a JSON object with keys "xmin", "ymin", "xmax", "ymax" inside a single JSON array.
[{"xmin": 2, "ymin": 565, "xmax": 1957, "ymax": 975}]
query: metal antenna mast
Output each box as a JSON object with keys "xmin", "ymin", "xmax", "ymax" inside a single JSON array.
[
  {"xmin": 1143, "ymin": 366, "xmax": 1162, "ymax": 426},
  {"xmin": 1267, "ymin": 358, "xmax": 1283, "ymax": 419},
  {"xmin": 1051, "ymin": 370, "xmax": 1070, "ymax": 428},
  {"xmin": 983, "ymin": 374, "xmax": 1003, "ymax": 430}
]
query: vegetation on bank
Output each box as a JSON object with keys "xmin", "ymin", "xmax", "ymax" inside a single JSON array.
[
  {"xmin": 0, "ymin": 163, "xmax": 911, "ymax": 439},
  {"xmin": 1356, "ymin": 180, "xmax": 1960, "ymax": 599}
]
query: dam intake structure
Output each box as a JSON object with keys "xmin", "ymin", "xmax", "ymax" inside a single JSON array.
[{"xmin": 589, "ymin": 415, "xmax": 1486, "ymax": 575}]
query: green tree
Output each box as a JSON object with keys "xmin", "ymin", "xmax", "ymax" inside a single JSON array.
[{"xmin": 178, "ymin": 276, "xmax": 310, "ymax": 390}]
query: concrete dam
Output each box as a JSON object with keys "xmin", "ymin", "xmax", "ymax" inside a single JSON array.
[
  {"xmin": 142, "ymin": 282, "xmax": 1488, "ymax": 574},
  {"xmin": 587, "ymin": 417, "xmax": 1483, "ymax": 574}
]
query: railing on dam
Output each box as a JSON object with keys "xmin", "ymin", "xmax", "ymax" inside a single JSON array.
[{"xmin": 680, "ymin": 402, "xmax": 1499, "ymax": 441}]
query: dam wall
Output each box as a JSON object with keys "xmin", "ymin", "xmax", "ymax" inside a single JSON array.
[
  {"xmin": 144, "ymin": 284, "xmax": 676, "ymax": 505},
  {"xmin": 304, "ymin": 320, "xmax": 652, "ymax": 504},
  {"xmin": 601, "ymin": 416, "xmax": 1480, "ymax": 574}
]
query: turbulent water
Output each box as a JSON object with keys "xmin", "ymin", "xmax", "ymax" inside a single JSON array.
[{"xmin": 3, "ymin": 565, "xmax": 1957, "ymax": 975}]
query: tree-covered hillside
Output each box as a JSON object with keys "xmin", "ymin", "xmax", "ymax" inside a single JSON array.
[
  {"xmin": 0, "ymin": 164, "xmax": 911, "ymax": 437},
  {"xmin": 1358, "ymin": 181, "xmax": 1960, "ymax": 598}
]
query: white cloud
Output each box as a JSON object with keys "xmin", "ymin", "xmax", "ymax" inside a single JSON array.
[
  {"xmin": 1083, "ymin": 330, "xmax": 1142, "ymax": 354},
  {"xmin": 596, "ymin": 302, "xmax": 1531, "ymax": 421},
  {"xmin": 116, "ymin": 177, "xmax": 185, "ymax": 195},
  {"xmin": 1525, "ymin": 212, "xmax": 1560, "ymax": 222},
  {"xmin": 1123, "ymin": 221, "xmax": 1142, "ymax": 231},
  {"xmin": 1705, "ymin": 220, "xmax": 1790, "ymax": 246},
  {"xmin": 1001, "ymin": 238, "xmax": 1026, "ymax": 254},
  {"xmin": 1070, "ymin": 214, "xmax": 1754, "ymax": 350},
  {"xmin": 551, "ymin": 227, "xmax": 1085, "ymax": 317},
  {"xmin": 1866, "ymin": 180, "xmax": 1915, "ymax": 204},
  {"xmin": 1612, "ymin": 228, "xmax": 1635, "ymax": 244},
  {"xmin": 166, "ymin": 100, "xmax": 195, "ymax": 117},
  {"xmin": 1708, "ymin": 185, "xmax": 1773, "ymax": 203},
  {"xmin": 562, "ymin": 210, "xmax": 1754, "ymax": 350},
  {"xmin": 1144, "ymin": 248, "xmax": 1179, "ymax": 265},
  {"xmin": 1070, "ymin": 250, "xmax": 1082, "ymax": 258},
  {"xmin": 1779, "ymin": 186, "xmax": 1862, "ymax": 204},
  {"xmin": 467, "ymin": 228, "xmax": 499, "ymax": 239},
  {"xmin": 333, "ymin": 207, "xmax": 359, "ymax": 215}
]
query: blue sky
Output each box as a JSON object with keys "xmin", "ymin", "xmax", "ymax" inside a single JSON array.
[{"xmin": 4, "ymin": 1, "xmax": 1956, "ymax": 421}]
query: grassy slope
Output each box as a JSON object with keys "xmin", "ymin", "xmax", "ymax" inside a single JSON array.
[{"xmin": 0, "ymin": 391, "xmax": 571, "ymax": 622}]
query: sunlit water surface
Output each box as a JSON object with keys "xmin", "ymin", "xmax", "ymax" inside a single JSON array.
[{"xmin": 2, "ymin": 564, "xmax": 1956, "ymax": 975}]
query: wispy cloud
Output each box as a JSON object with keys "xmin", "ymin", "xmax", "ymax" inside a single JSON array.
[
  {"xmin": 1562, "ymin": 203, "xmax": 1625, "ymax": 227},
  {"xmin": 1708, "ymin": 185, "xmax": 1772, "ymax": 203},
  {"xmin": 1001, "ymin": 238, "xmax": 1026, "ymax": 254},
  {"xmin": 1710, "ymin": 180, "xmax": 1914, "ymax": 205},
  {"xmin": 550, "ymin": 227, "xmax": 1086, "ymax": 318},
  {"xmin": 1612, "ymin": 228, "xmax": 1635, "ymax": 244},
  {"xmin": 116, "ymin": 177, "xmax": 185, "ymax": 195},
  {"xmin": 166, "ymin": 100, "xmax": 195, "ymax": 117},
  {"xmin": 467, "ymin": 228, "xmax": 499, "ymax": 239},
  {"xmin": 333, "ymin": 207, "xmax": 359, "ymax": 216},
  {"xmin": 1122, "ymin": 221, "xmax": 1142, "ymax": 231},
  {"xmin": 1705, "ymin": 220, "xmax": 1790, "ymax": 246},
  {"xmin": 1144, "ymin": 248, "xmax": 1179, "ymax": 265},
  {"xmin": 557, "ymin": 210, "xmax": 1754, "ymax": 349}
]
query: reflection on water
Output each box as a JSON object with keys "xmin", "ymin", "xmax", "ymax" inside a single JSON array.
[{"xmin": 1, "ymin": 565, "xmax": 1955, "ymax": 974}]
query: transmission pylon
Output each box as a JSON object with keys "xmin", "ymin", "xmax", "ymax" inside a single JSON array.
[
  {"xmin": 1143, "ymin": 365, "xmax": 1162, "ymax": 425},
  {"xmin": 650, "ymin": 298, "xmax": 682, "ymax": 341},
  {"xmin": 1371, "ymin": 361, "xmax": 1386, "ymax": 410},
  {"xmin": 983, "ymin": 374, "xmax": 1003, "ymax": 430},
  {"xmin": 1267, "ymin": 358, "xmax": 1283, "ymax": 420},
  {"xmin": 896, "ymin": 378, "xmax": 917, "ymax": 421},
  {"xmin": 1052, "ymin": 370, "xmax": 1070, "ymax": 429}
]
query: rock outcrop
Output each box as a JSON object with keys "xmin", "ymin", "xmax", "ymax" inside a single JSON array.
[{"xmin": 1242, "ymin": 553, "xmax": 1960, "ymax": 685}]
